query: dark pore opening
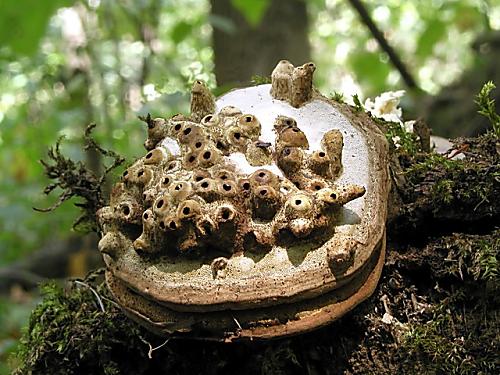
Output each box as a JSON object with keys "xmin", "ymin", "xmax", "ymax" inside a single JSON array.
[{"xmin": 221, "ymin": 209, "xmax": 231, "ymax": 220}]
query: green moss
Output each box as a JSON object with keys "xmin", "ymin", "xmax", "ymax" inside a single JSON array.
[
  {"xmin": 402, "ymin": 307, "xmax": 498, "ymax": 374},
  {"xmin": 399, "ymin": 144, "xmax": 499, "ymax": 221},
  {"xmin": 251, "ymin": 75, "xmax": 272, "ymax": 85},
  {"xmin": 401, "ymin": 280, "xmax": 499, "ymax": 375},
  {"xmin": 329, "ymin": 91, "xmax": 345, "ymax": 103},
  {"xmin": 475, "ymin": 81, "xmax": 500, "ymax": 137},
  {"xmin": 14, "ymin": 276, "xmax": 155, "ymax": 375},
  {"xmin": 440, "ymin": 231, "xmax": 499, "ymax": 283},
  {"xmin": 351, "ymin": 94, "xmax": 363, "ymax": 112},
  {"xmin": 385, "ymin": 121, "xmax": 421, "ymax": 156}
]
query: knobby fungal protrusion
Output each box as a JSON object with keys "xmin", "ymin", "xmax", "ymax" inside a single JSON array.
[{"xmin": 270, "ymin": 61, "xmax": 316, "ymax": 108}]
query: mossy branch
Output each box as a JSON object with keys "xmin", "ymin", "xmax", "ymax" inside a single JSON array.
[{"xmin": 35, "ymin": 124, "xmax": 125, "ymax": 232}]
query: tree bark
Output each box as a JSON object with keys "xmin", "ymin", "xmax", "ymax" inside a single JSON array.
[{"xmin": 210, "ymin": 0, "xmax": 311, "ymax": 86}]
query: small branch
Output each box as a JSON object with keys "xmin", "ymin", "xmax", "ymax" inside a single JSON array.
[
  {"xmin": 347, "ymin": 0, "xmax": 418, "ymax": 89},
  {"xmin": 139, "ymin": 336, "xmax": 170, "ymax": 359}
]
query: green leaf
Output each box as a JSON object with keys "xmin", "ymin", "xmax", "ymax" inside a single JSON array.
[
  {"xmin": 348, "ymin": 51, "xmax": 391, "ymax": 93},
  {"xmin": 416, "ymin": 19, "xmax": 446, "ymax": 59},
  {"xmin": 0, "ymin": 0, "xmax": 73, "ymax": 56},
  {"xmin": 231, "ymin": 0, "xmax": 270, "ymax": 27},
  {"xmin": 171, "ymin": 21, "xmax": 193, "ymax": 44}
]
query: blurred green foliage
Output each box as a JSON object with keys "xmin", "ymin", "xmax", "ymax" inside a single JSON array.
[
  {"xmin": 0, "ymin": 0, "xmax": 74, "ymax": 56},
  {"xmin": 310, "ymin": 0, "xmax": 496, "ymax": 96},
  {"xmin": 231, "ymin": 0, "xmax": 270, "ymax": 26}
]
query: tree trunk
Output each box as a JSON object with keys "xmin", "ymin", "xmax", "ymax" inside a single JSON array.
[{"xmin": 210, "ymin": 0, "xmax": 311, "ymax": 86}]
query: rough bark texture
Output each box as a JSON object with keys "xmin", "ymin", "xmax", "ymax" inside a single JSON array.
[
  {"xmin": 14, "ymin": 122, "xmax": 499, "ymax": 374},
  {"xmin": 210, "ymin": 0, "xmax": 311, "ymax": 86}
]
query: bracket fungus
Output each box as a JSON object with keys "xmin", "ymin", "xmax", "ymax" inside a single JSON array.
[{"xmin": 98, "ymin": 60, "xmax": 389, "ymax": 341}]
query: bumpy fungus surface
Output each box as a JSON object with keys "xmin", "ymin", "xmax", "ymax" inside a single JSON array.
[{"xmin": 98, "ymin": 61, "xmax": 389, "ymax": 340}]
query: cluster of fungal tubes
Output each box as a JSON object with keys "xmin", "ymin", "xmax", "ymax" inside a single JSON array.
[
  {"xmin": 271, "ymin": 60, "xmax": 316, "ymax": 107},
  {"xmin": 98, "ymin": 75, "xmax": 365, "ymax": 262}
]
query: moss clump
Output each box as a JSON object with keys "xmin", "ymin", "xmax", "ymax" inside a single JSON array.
[
  {"xmin": 396, "ymin": 231, "xmax": 499, "ymax": 375},
  {"xmin": 14, "ymin": 273, "xmax": 157, "ymax": 375},
  {"xmin": 351, "ymin": 94, "xmax": 364, "ymax": 112},
  {"xmin": 329, "ymin": 91, "xmax": 345, "ymax": 103},
  {"xmin": 384, "ymin": 121, "xmax": 421, "ymax": 156},
  {"xmin": 401, "ymin": 300, "xmax": 498, "ymax": 375},
  {"xmin": 475, "ymin": 81, "xmax": 500, "ymax": 136},
  {"xmin": 37, "ymin": 124, "xmax": 124, "ymax": 232},
  {"xmin": 346, "ymin": 230, "xmax": 500, "ymax": 375},
  {"xmin": 389, "ymin": 132, "xmax": 500, "ymax": 238},
  {"xmin": 251, "ymin": 75, "xmax": 272, "ymax": 85}
]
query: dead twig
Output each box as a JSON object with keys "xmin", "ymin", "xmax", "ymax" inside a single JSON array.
[
  {"xmin": 35, "ymin": 124, "xmax": 124, "ymax": 232},
  {"xmin": 347, "ymin": 0, "xmax": 418, "ymax": 89}
]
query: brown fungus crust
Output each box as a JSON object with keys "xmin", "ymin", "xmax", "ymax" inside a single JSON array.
[{"xmin": 98, "ymin": 60, "xmax": 389, "ymax": 340}]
